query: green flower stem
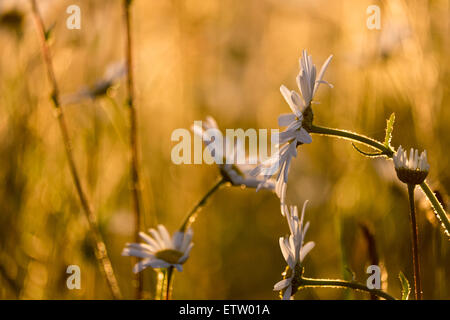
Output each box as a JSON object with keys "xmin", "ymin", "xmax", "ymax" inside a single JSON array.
[
  {"xmin": 407, "ymin": 184, "xmax": 422, "ymax": 300},
  {"xmin": 299, "ymin": 277, "xmax": 396, "ymax": 300},
  {"xmin": 310, "ymin": 124, "xmax": 394, "ymax": 157},
  {"xmin": 310, "ymin": 124, "xmax": 450, "ymax": 238},
  {"xmin": 419, "ymin": 182, "xmax": 450, "ymax": 237},
  {"xmin": 180, "ymin": 178, "xmax": 226, "ymax": 232},
  {"xmin": 156, "ymin": 270, "xmax": 166, "ymax": 300},
  {"xmin": 157, "ymin": 178, "xmax": 225, "ymax": 301}
]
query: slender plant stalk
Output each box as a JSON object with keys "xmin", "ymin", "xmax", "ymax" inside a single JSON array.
[
  {"xmin": 310, "ymin": 124, "xmax": 394, "ymax": 156},
  {"xmin": 407, "ymin": 184, "xmax": 422, "ymax": 300},
  {"xmin": 300, "ymin": 277, "xmax": 396, "ymax": 300},
  {"xmin": 310, "ymin": 124, "xmax": 450, "ymax": 238},
  {"xmin": 123, "ymin": 0, "xmax": 144, "ymax": 299},
  {"xmin": 29, "ymin": 0, "xmax": 121, "ymax": 299},
  {"xmin": 156, "ymin": 177, "xmax": 225, "ymax": 299},
  {"xmin": 180, "ymin": 178, "xmax": 226, "ymax": 232},
  {"xmin": 164, "ymin": 267, "xmax": 175, "ymax": 300},
  {"xmin": 420, "ymin": 181, "xmax": 450, "ymax": 236}
]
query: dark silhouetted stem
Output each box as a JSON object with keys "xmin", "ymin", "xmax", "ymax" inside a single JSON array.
[
  {"xmin": 407, "ymin": 184, "xmax": 422, "ymax": 300},
  {"xmin": 123, "ymin": 0, "xmax": 144, "ymax": 299},
  {"xmin": 180, "ymin": 178, "xmax": 226, "ymax": 232},
  {"xmin": 164, "ymin": 267, "xmax": 174, "ymax": 300}
]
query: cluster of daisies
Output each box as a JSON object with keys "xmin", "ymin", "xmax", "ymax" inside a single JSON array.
[{"xmin": 121, "ymin": 49, "xmax": 430, "ymax": 300}]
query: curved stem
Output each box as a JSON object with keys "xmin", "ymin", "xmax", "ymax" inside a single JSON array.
[
  {"xmin": 419, "ymin": 182, "xmax": 450, "ymax": 238},
  {"xmin": 30, "ymin": 0, "xmax": 121, "ymax": 299},
  {"xmin": 310, "ymin": 124, "xmax": 394, "ymax": 157},
  {"xmin": 310, "ymin": 124, "xmax": 450, "ymax": 238},
  {"xmin": 179, "ymin": 178, "xmax": 226, "ymax": 232},
  {"xmin": 408, "ymin": 184, "xmax": 422, "ymax": 300},
  {"xmin": 300, "ymin": 277, "xmax": 396, "ymax": 300}
]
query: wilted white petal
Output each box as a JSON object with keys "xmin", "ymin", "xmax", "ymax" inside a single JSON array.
[
  {"xmin": 273, "ymin": 278, "xmax": 292, "ymax": 291},
  {"xmin": 174, "ymin": 264, "xmax": 183, "ymax": 272},
  {"xmin": 296, "ymin": 128, "xmax": 312, "ymax": 144},
  {"xmin": 282, "ymin": 285, "xmax": 293, "ymax": 300}
]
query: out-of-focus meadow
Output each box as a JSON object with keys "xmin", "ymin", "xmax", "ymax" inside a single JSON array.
[{"xmin": 0, "ymin": 0, "xmax": 449, "ymax": 299}]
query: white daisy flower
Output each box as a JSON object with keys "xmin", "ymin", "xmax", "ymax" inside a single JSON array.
[
  {"xmin": 192, "ymin": 116, "xmax": 275, "ymax": 190},
  {"xmin": 393, "ymin": 145, "xmax": 429, "ymax": 172},
  {"xmin": 393, "ymin": 145, "xmax": 429, "ymax": 185},
  {"xmin": 250, "ymin": 138, "xmax": 298, "ymax": 204},
  {"xmin": 122, "ymin": 225, "xmax": 194, "ymax": 273},
  {"xmin": 250, "ymin": 51, "xmax": 333, "ymax": 203},
  {"xmin": 274, "ymin": 200, "xmax": 315, "ymax": 300}
]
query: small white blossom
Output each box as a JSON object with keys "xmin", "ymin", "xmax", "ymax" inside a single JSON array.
[
  {"xmin": 393, "ymin": 145, "xmax": 430, "ymax": 185},
  {"xmin": 122, "ymin": 225, "xmax": 194, "ymax": 273},
  {"xmin": 192, "ymin": 116, "xmax": 275, "ymax": 190},
  {"xmin": 393, "ymin": 145, "xmax": 429, "ymax": 172},
  {"xmin": 273, "ymin": 200, "xmax": 315, "ymax": 300}
]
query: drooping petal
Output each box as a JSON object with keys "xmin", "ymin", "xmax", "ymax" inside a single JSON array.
[
  {"xmin": 174, "ymin": 264, "xmax": 183, "ymax": 272},
  {"xmin": 296, "ymin": 128, "xmax": 312, "ymax": 144},
  {"xmin": 273, "ymin": 278, "xmax": 292, "ymax": 291},
  {"xmin": 282, "ymin": 284, "xmax": 293, "ymax": 300}
]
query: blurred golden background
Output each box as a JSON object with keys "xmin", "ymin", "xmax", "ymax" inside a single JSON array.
[{"xmin": 0, "ymin": 0, "xmax": 449, "ymax": 299}]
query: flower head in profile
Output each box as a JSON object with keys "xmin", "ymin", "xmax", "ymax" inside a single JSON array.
[
  {"xmin": 192, "ymin": 116, "xmax": 275, "ymax": 190},
  {"xmin": 122, "ymin": 225, "xmax": 194, "ymax": 273},
  {"xmin": 274, "ymin": 200, "xmax": 315, "ymax": 300},
  {"xmin": 62, "ymin": 61, "xmax": 127, "ymax": 105},
  {"xmin": 393, "ymin": 145, "xmax": 429, "ymax": 185},
  {"xmin": 251, "ymin": 50, "xmax": 333, "ymax": 203}
]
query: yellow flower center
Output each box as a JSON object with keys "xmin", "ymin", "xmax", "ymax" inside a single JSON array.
[{"xmin": 155, "ymin": 249, "xmax": 183, "ymax": 264}]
